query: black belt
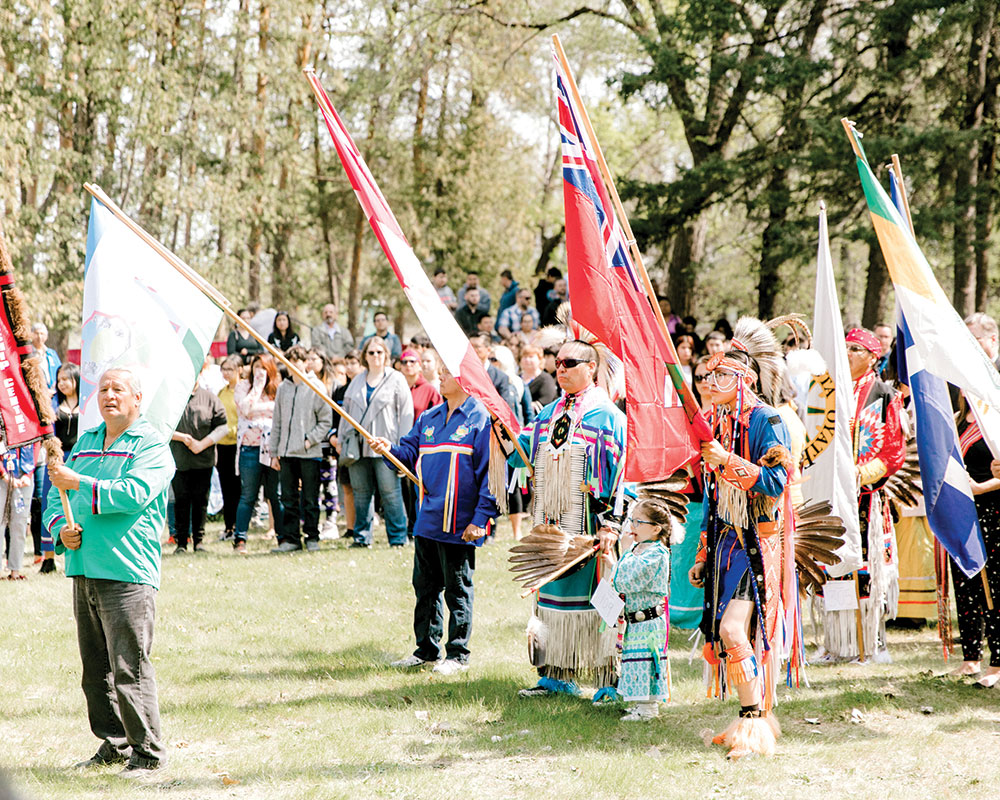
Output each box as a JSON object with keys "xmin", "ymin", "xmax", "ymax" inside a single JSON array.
[{"xmin": 625, "ymin": 605, "xmax": 663, "ymax": 624}]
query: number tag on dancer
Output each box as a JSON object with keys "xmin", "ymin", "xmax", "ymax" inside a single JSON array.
[
  {"xmin": 822, "ymin": 581, "xmax": 859, "ymax": 612},
  {"xmin": 590, "ymin": 579, "xmax": 625, "ymax": 627}
]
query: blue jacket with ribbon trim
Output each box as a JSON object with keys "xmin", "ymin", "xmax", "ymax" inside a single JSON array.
[{"xmin": 388, "ymin": 395, "xmax": 498, "ymax": 546}]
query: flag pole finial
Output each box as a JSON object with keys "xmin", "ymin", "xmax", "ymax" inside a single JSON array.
[{"xmin": 840, "ymin": 118, "xmax": 864, "ymax": 159}]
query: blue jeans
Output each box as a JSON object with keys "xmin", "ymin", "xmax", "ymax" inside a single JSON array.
[
  {"xmin": 235, "ymin": 446, "xmax": 282, "ymax": 543},
  {"xmin": 349, "ymin": 457, "xmax": 408, "ymax": 546},
  {"xmin": 412, "ymin": 536, "xmax": 476, "ymax": 662}
]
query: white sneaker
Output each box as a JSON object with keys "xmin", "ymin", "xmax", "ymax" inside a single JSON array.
[
  {"xmin": 391, "ymin": 654, "xmax": 434, "ymax": 668},
  {"xmin": 319, "ymin": 518, "xmax": 340, "ymax": 540},
  {"xmin": 432, "ymin": 659, "xmax": 469, "ymax": 676}
]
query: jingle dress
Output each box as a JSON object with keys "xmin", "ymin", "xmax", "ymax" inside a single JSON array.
[{"xmin": 613, "ymin": 540, "xmax": 671, "ymax": 702}]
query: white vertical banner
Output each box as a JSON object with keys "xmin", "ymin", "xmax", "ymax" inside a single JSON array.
[{"xmin": 800, "ymin": 204, "xmax": 862, "ymax": 576}]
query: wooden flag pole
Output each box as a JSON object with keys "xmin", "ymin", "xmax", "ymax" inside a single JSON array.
[
  {"xmin": 889, "ymin": 155, "xmax": 916, "ymax": 237},
  {"xmin": 551, "ymin": 35, "xmax": 705, "ymax": 431},
  {"xmin": 841, "ymin": 118, "xmax": 863, "ymax": 158},
  {"xmin": 81, "ymin": 183, "xmax": 420, "ymax": 487}
]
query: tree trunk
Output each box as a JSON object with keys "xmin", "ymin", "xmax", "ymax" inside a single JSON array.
[
  {"xmin": 953, "ymin": 2, "xmax": 993, "ymax": 315},
  {"xmin": 758, "ymin": 169, "xmax": 789, "ymax": 319},
  {"xmin": 348, "ymin": 204, "xmax": 364, "ymax": 338},
  {"xmin": 534, "ymin": 226, "xmax": 564, "ymax": 277},
  {"xmin": 667, "ymin": 217, "xmax": 705, "ymax": 316},
  {"xmin": 840, "ymin": 241, "xmax": 856, "ymax": 323},
  {"xmin": 974, "ymin": 26, "xmax": 998, "ymax": 311},
  {"xmin": 954, "ymin": 150, "xmax": 978, "ymax": 316},
  {"xmin": 248, "ymin": 1, "xmax": 270, "ymax": 303},
  {"xmin": 862, "ymin": 239, "xmax": 888, "ymax": 329},
  {"xmin": 313, "ymin": 111, "xmax": 338, "ymax": 307}
]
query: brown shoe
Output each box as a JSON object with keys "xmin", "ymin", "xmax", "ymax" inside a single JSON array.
[{"xmin": 234, "ymin": 541, "xmax": 247, "ymax": 554}]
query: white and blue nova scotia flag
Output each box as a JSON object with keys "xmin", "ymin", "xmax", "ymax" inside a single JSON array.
[
  {"xmin": 896, "ymin": 313, "xmax": 986, "ymax": 577},
  {"xmin": 80, "ymin": 197, "xmax": 222, "ymax": 441},
  {"xmin": 885, "ymin": 171, "xmax": 986, "ymax": 578}
]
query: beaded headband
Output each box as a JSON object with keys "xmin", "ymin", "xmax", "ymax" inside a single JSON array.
[{"xmin": 705, "ymin": 350, "xmax": 757, "ymax": 381}]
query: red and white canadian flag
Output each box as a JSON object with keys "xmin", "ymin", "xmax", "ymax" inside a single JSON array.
[{"xmin": 305, "ymin": 72, "xmax": 519, "ymax": 437}]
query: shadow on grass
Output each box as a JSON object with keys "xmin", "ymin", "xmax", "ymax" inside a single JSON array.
[
  {"xmin": 23, "ymin": 671, "xmax": 1000, "ymax": 792},
  {"xmin": 186, "ymin": 643, "xmax": 391, "ymax": 684}
]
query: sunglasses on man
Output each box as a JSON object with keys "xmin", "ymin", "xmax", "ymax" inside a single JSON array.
[{"xmin": 555, "ymin": 357, "xmax": 592, "ymax": 369}]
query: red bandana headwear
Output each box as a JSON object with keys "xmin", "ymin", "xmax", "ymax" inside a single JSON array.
[{"xmin": 845, "ymin": 328, "xmax": 881, "ymax": 356}]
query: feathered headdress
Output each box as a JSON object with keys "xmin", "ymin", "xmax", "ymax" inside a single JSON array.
[
  {"xmin": 767, "ymin": 313, "xmax": 813, "ymax": 350},
  {"xmin": 726, "ymin": 315, "xmax": 787, "ymax": 406},
  {"xmin": 533, "ymin": 302, "xmax": 624, "ymax": 401}
]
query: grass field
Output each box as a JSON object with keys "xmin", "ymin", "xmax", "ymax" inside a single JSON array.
[{"xmin": 2, "ymin": 520, "xmax": 1000, "ymax": 800}]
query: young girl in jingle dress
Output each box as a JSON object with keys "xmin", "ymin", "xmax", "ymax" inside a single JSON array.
[{"xmin": 613, "ymin": 498, "xmax": 675, "ymax": 720}]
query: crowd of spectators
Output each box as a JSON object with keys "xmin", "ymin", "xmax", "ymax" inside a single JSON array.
[{"xmin": 3, "ymin": 269, "xmax": 740, "ymax": 574}]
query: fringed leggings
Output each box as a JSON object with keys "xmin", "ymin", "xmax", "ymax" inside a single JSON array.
[{"xmin": 952, "ymin": 498, "xmax": 1000, "ymax": 666}]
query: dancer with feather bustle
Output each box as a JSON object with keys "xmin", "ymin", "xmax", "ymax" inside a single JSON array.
[
  {"xmin": 689, "ymin": 316, "xmax": 791, "ymax": 759},
  {"xmin": 511, "ymin": 335, "xmax": 627, "ymax": 698},
  {"xmin": 819, "ymin": 327, "xmax": 905, "ymax": 661}
]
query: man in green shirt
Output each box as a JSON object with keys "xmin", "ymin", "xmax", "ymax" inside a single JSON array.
[{"xmin": 46, "ymin": 368, "xmax": 175, "ymax": 779}]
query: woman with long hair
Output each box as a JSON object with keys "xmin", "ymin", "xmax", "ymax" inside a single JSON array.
[
  {"xmin": 673, "ymin": 333, "xmax": 696, "ymax": 385},
  {"xmin": 216, "ymin": 355, "xmax": 243, "ymax": 541},
  {"xmin": 32, "ymin": 362, "xmax": 82, "ymax": 573},
  {"xmin": 952, "ymin": 392, "xmax": 1000, "ymax": 687},
  {"xmin": 305, "ymin": 348, "xmax": 340, "ymax": 539},
  {"xmin": 331, "ymin": 350, "xmax": 363, "ymax": 540},
  {"xmin": 232, "ymin": 353, "xmax": 283, "ymax": 553},
  {"xmin": 337, "ymin": 337, "xmax": 413, "ymax": 547},
  {"xmin": 267, "ymin": 311, "xmax": 299, "ymax": 352},
  {"xmin": 54, "ymin": 363, "xmax": 81, "ymax": 453}
]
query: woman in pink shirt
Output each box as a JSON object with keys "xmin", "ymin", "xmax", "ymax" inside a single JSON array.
[{"xmin": 232, "ymin": 354, "xmax": 283, "ymax": 553}]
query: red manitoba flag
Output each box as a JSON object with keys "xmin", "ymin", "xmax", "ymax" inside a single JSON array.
[{"xmin": 0, "ymin": 273, "xmax": 53, "ymax": 448}]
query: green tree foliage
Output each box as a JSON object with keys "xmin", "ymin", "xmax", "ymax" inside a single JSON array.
[
  {"xmin": 1, "ymin": 0, "xmax": 996, "ymax": 343},
  {"xmin": 481, "ymin": 0, "xmax": 998, "ymax": 325},
  {"xmin": 0, "ymin": 0, "xmax": 568, "ymax": 339}
]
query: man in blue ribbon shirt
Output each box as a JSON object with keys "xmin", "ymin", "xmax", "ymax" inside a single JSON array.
[{"xmin": 371, "ymin": 364, "xmax": 498, "ymax": 676}]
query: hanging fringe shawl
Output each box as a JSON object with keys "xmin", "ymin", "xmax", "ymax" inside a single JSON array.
[
  {"xmin": 516, "ymin": 522, "xmax": 618, "ymax": 685},
  {"xmin": 822, "ymin": 492, "xmax": 897, "ymax": 659},
  {"xmin": 489, "ymin": 427, "xmax": 511, "ymax": 516},
  {"xmin": 532, "ymin": 386, "xmax": 606, "ymax": 533},
  {"xmin": 532, "ymin": 600, "xmax": 619, "ymax": 687},
  {"xmin": 822, "ymin": 595, "xmax": 885, "ymax": 660},
  {"xmin": 717, "ymin": 481, "xmax": 749, "ymax": 539}
]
